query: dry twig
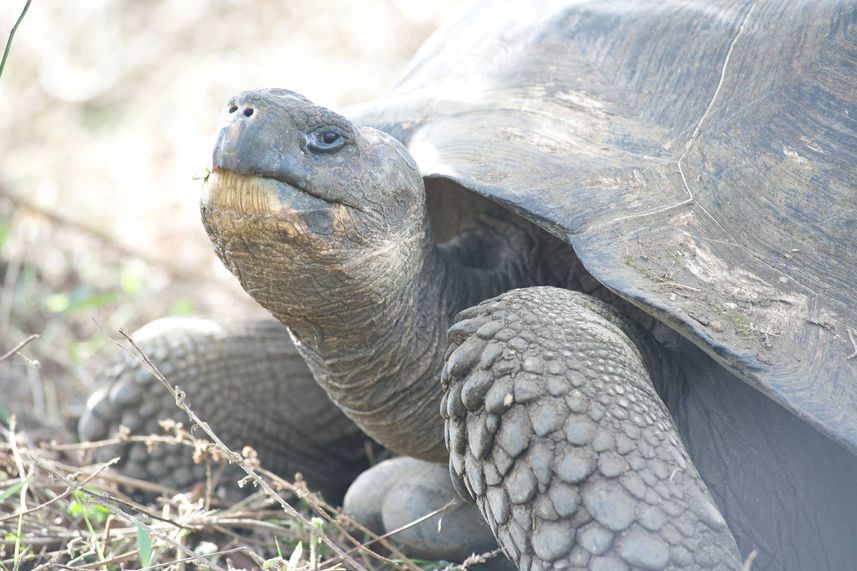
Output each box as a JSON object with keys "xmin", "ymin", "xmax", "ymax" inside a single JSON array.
[
  {"xmin": 116, "ymin": 328, "xmax": 367, "ymax": 571},
  {"xmin": 846, "ymin": 329, "xmax": 857, "ymax": 360},
  {"xmin": 0, "ymin": 333, "xmax": 39, "ymax": 364},
  {"xmin": 0, "ymin": 457, "xmax": 117, "ymax": 523},
  {"xmin": 21, "ymin": 451, "xmax": 229, "ymax": 571}
]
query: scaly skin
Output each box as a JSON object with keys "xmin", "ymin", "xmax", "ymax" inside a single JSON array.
[
  {"xmin": 79, "ymin": 317, "xmax": 370, "ymax": 501},
  {"xmin": 441, "ymin": 288, "xmax": 741, "ymax": 570},
  {"xmin": 343, "ymin": 457, "xmax": 502, "ymax": 562}
]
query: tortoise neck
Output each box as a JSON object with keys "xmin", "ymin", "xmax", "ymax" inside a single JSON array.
[
  {"xmin": 285, "ymin": 203, "xmax": 596, "ymax": 461},
  {"xmin": 284, "ymin": 228, "xmax": 465, "ymax": 462}
]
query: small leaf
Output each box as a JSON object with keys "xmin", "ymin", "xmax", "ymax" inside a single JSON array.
[
  {"xmin": 120, "ymin": 266, "xmax": 143, "ymax": 295},
  {"xmin": 170, "ymin": 297, "xmax": 195, "ymax": 316},
  {"xmin": 45, "ymin": 293, "xmax": 70, "ymax": 313},
  {"xmin": 287, "ymin": 541, "xmax": 303, "ymax": 571},
  {"xmin": 195, "ymin": 541, "xmax": 219, "ymax": 558},
  {"xmin": 136, "ymin": 524, "xmax": 153, "ymax": 568},
  {"xmin": 0, "ymin": 481, "xmax": 25, "ymax": 502},
  {"xmin": 192, "ymin": 167, "xmax": 212, "ymax": 183},
  {"xmin": 0, "ymin": 217, "xmax": 12, "ymax": 251}
]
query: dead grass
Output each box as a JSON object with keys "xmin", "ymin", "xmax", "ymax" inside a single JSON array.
[
  {"xmin": 0, "ymin": 396, "xmax": 499, "ymax": 571},
  {"xmin": 0, "ymin": 3, "xmax": 500, "ymax": 568},
  {"xmin": 0, "ymin": 169, "xmax": 501, "ymax": 571}
]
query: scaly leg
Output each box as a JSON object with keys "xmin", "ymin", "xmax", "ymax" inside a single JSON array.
[
  {"xmin": 441, "ymin": 287, "xmax": 741, "ymax": 570},
  {"xmin": 78, "ymin": 317, "xmax": 369, "ymax": 501}
]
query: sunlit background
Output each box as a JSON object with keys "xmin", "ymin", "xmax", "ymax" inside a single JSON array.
[{"xmin": 0, "ymin": 0, "xmax": 457, "ymax": 435}]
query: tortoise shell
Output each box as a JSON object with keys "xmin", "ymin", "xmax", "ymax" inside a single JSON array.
[{"xmin": 354, "ymin": 0, "xmax": 857, "ymax": 451}]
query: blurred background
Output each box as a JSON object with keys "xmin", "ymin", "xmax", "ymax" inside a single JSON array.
[{"xmin": 0, "ymin": 0, "xmax": 458, "ymax": 437}]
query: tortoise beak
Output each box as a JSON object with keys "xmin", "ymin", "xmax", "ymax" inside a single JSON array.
[{"xmin": 211, "ymin": 91, "xmax": 310, "ymax": 191}]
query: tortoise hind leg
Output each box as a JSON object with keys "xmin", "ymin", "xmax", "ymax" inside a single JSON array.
[
  {"xmin": 440, "ymin": 287, "xmax": 742, "ymax": 570},
  {"xmin": 78, "ymin": 317, "xmax": 369, "ymax": 502},
  {"xmin": 343, "ymin": 457, "xmax": 511, "ymax": 566}
]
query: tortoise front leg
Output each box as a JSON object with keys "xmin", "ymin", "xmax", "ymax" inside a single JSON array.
[
  {"xmin": 440, "ymin": 287, "xmax": 741, "ymax": 570},
  {"xmin": 78, "ymin": 317, "xmax": 370, "ymax": 501}
]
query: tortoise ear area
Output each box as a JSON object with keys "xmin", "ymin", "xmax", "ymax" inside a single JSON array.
[{"xmin": 360, "ymin": 127, "xmax": 425, "ymax": 194}]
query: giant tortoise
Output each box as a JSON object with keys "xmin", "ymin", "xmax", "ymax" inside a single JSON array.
[{"xmin": 80, "ymin": 1, "xmax": 857, "ymax": 569}]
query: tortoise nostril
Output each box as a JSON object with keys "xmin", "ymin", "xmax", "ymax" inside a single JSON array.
[
  {"xmin": 243, "ymin": 107, "xmax": 254, "ymax": 117},
  {"xmin": 228, "ymin": 104, "xmax": 238, "ymax": 113}
]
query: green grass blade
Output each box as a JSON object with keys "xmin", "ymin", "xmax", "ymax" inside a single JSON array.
[
  {"xmin": 136, "ymin": 524, "xmax": 153, "ymax": 569},
  {"xmin": 0, "ymin": 0, "xmax": 32, "ymax": 80},
  {"xmin": 0, "ymin": 480, "xmax": 25, "ymax": 502}
]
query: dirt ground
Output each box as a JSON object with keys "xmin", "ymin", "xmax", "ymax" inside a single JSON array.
[
  {"xmin": 0, "ymin": 2, "xmax": 476, "ymax": 569},
  {"xmin": 0, "ymin": 0, "xmax": 457, "ymax": 437}
]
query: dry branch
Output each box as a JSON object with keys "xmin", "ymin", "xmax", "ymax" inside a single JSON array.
[
  {"xmin": 0, "ymin": 333, "xmax": 38, "ymax": 364},
  {"xmin": 116, "ymin": 327, "xmax": 368, "ymax": 571}
]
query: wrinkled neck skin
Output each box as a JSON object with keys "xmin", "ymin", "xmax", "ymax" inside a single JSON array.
[
  {"xmin": 201, "ymin": 191, "xmax": 439, "ymax": 461},
  {"xmin": 202, "ymin": 170, "xmax": 580, "ymax": 462},
  {"xmin": 275, "ymin": 216, "xmax": 458, "ymax": 463}
]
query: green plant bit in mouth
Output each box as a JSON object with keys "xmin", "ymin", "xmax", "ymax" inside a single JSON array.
[{"xmin": 202, "ymin": 169, "xmax": 332, "ymax": 215}]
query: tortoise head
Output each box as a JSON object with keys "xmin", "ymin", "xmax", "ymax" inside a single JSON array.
[{"xmin": 200, "ymin": 89, "xmax": 431, "ymax": 336}]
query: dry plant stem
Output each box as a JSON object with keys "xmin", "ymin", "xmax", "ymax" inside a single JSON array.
[
  {"xmin": 77, "ymin": 468, "xmax": 180, "ymax": 499},
  {"xmin": 73, "ymin": 549, "xmax": 136, "ymax": 570},
  {"xmin": 117, "ymin": 328, "xmax": 367, "ymax": 571},
  {"xmin": 205, "ymin": 457, "xmax": 215, "ymax": 510},
  {"xmin": 101, "ymin": 515, "xmax": 115, "ymax": 561},
  {"xmin": 21, "ymin": 452, "xmax": 229, "ymax": 571},
  {"xmin": 43, "ymin": 437, "xmax": 189, "ymax": 497},
  {"xmin": 443, "ymin": 548, "xmax": 503, "ymax": 571},
  {"xmin": 846, "ymin": 329, "xmax": 857, "ymax": 360},
  {"xmin": 742, "ymin": 548, "xmax": 759, "ymax": 571},
  {"xmin": 19, "ymin": 455, "xmax": 194, "ymax": 530},
  {"xmin": 319, "ymin": 499, "xmax": 459, "ymax": 571},
  {"xmin": 0, "ymin": 458, "xmax": 118, "ymax": 523},
  {"xmin": 66, "ymin": 353, "xmax": 423, "ymax": 569},
  {"xmin": 127, "ymin": 547, "xmax": 248, "ymax": 571},
  {"xmin": 45, "ymin": 433, "xmax": 187, "ymax": 452},
  {"xmin": 8, "ymin": 418, "xmax": 32, "ymax": 567},
  {"xmin": 2, "ymin": 548, "xmax": 63, "ymax": 569},
  {"xmin": 0, "ymin": 0, "xmax": 31, "ymax": 80},
  {"xmin": 0, "ymin": 245, "xmax": 22, "ymax": 335},
  {"xmin": 0, "ymin": 333, "xmax": 39, "ymax": 363},
  {"xmin": 32, "ymin": 555, "xmax": 69, "ymax": 571},
  {"xmin": 257, "ymin": 466, "xmax": 420, "ymax": 571},
  {"xmin": 0, "ymin": 536, "xmax": 66, "ymax": 548}
]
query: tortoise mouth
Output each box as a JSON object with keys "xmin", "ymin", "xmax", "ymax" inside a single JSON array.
[{"xmin": 201, "ymin": 169, "xmax": 335, "ymax": 215}]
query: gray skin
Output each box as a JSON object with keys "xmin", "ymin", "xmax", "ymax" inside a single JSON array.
[
  {"xmin": 78, "ymin": 317, "xmax": 372, "ymax": 501},
  {"xmin": 344, "ymin": 457, "xmax": 500, "ymax": 562},
  {"xmin": 200, "ymin": 89, "xmax": 742, "ymax": 570}
]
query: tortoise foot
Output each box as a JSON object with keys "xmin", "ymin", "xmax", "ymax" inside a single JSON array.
[
  {"xmin": 79, "ymin": 317, "xmax": 369, "ymax": 501},
  {"xmin": 344, "ymin": 457, "xmax": 513, "ymax": 568},
  {"xmin": 78, "ymin": 320, "xmax": 207, "ymax": 490}
]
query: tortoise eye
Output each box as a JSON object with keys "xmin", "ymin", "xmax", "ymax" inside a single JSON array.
[{"xmin": 307, "ymin": 128, "xmax": 346, "ymax": 153}]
